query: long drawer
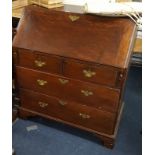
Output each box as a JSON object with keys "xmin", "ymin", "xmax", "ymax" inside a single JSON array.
[
  {"xmin": 20, "ymin": 89, "xmax": 117, "ymax": 135},
  {"xmin": 16, "ymin": 67, "xmax": 120, "ymax": 112}
]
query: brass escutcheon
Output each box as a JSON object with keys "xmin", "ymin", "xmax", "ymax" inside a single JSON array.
[
  {"xmin": 69, "ymin": 15, "xmax": 80, "ymax": 22},
  {"xmin": 58, "ymin": 100, "xmax": 68, "ymax": 106},
  {"xmin": 59, "ymin": 78, "xmax": 69, "ymax": 84},
  {"xmin": 79, "ymin": 113, "xmax": 90, "ymax": 119}
]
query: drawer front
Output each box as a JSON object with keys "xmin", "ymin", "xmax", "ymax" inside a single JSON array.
[
  {"xmin": 16, "ymin": 66, "xmax": 65, "ymax": 99},
  {"xmin": 17, "ymin": 49, "xmax": 62, "ymax": 74},
  {"xmin": 20, "ymin": 89, "xmax": 116, "ymax": 135},
  {"xmin": 64, "ymin": 78, "xmax": 120, "ymax": 112},
  {"xmin": 16, "ymin": 67, "xmax": 120, "ymax": 112},
  {"xmin": 64, "ymin": 60, "xmax": 122, "ymax": 88}
]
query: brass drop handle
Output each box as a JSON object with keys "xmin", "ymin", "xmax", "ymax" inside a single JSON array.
[
  {"xmin": 79, "ymin": 113, "xmax": 90, "ymax": 119},
  {"xmin": 81, "ymin": 90, "xmax": 93, "ymax": 97},
  {"xmin": 69, "ymin": 15, "xmax": 80, "ymax": 22},
  {"xmin": 58, "ymin": 100, "xmax": 68, "ymax": 106},
  {"xmin": 38, "ymin": 101, "xmax": 48, "ymax": 108},
  {"xmin": 83, "ymin": 69, "xmax": 96, "ymax": 78},
  {"xmin": 35, "ymin": 60, "xmax": 46, "ymax": 67},
  {"xmin": 37, "ymin": 79, "xmax": 47, "ymax": 86},
  {"xmin": 59, "ymin": 78, "xmax": 69, "ymax": 84}
]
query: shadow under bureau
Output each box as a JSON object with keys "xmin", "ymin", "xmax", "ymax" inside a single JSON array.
[{"xmin": 13, "ymin": 5, "xmax": 137, "ymax": 149}]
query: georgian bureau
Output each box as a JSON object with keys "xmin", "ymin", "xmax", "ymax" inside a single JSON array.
[{"xmin": 13, "ymin": 5, "xmax": 137, "ymax": 148}]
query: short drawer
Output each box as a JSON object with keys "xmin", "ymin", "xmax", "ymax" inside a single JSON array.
[
  {"xmin": 20, "ymin": 89, "xmax": 116, "ymax": 135},
  {"xmin": 63, "ymin": 60, "xmax": 123, "ymax": 88},
  {"xmin": 17, "ymin": 49, "xmax": 62, "ymax": 74}
]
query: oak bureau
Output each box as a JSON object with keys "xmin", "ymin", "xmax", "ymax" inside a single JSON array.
[{"xmin": 13, "ymin": 5, "xmax": 137, "ymax": 148}]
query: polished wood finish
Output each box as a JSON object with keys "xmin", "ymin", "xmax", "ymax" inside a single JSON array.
[
  {"xmin": 13, "ymin": 5, "xmax": 136, "ymax": 149},
  {"xmin": 17, "ymin": 49, "xmax": 62, "ymax": 74},
  {"xmin": 16, "ymin": 67, "xmax": 120, "ymax": 112},
  {"xmin": 63, "ymin": 59, "xmax": 124, "ymax": 88},
  {"xmin": 20, "ymin": 89, "xmax": 116, "ymax": 134},
  {"xmin": 17, "ymin": 48, "xmax": 125, "ymax": 88},
  {"xmin": 13, "ymin": 5, "xmax": 136, "ymax": 68}
]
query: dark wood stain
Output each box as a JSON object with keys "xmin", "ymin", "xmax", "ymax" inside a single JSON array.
[{"xmin": 13, "ymin": 5, "xmax": 136, "ymax": 149}]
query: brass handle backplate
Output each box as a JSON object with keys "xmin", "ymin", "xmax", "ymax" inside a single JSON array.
[
  {"xmin": 38, "ymin": 101, "xmax": 48, "ymax": 108},
  {"xmin": 69, "ymin": 15, "xmax": 80, "ymax": 22},
  {"xmin": 37, "ymin": 79, "xmax": 47, "ymax": 86},
  {"xmin": 58, "ymin": 100, "xmax": 67, "ymax": 106},
  {"xmin": 59, "ymin": 78, "xmax": 69, "ymax": 84},
  {"xmin": 81, "ymin": 90, "xmax": 93, "ymax": 96},
  {"xmin": 35, "ymin": 60, "xmax": 46, "ymax": 67},
  {"xmin": 83, "ymin": 69, "xmax": 96, "ymax": 78},
  {"xmin": 79, "ymin": 113, "xmax": 90, "ymax": 119}
]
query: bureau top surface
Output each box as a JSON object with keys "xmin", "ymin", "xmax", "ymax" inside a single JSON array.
[{"xmin": 13, "ymin": 5, "xmax": 136, "ymax": 68}]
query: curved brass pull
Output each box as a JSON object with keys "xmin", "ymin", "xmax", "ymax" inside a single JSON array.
[
  {"xmin": 59, "ymin": 78, "xmax": 69, "ymax": 84},
  {"xmin": 37, "ymin": 79, "xmax": 47, "ymax": 86},
  {"xmin": 58, "ymin": 100, "xmax": 67, "ymax": 106},
  {"xmin": 38, "ymin": 101, "xmax": 48, "ymax": 108},
  {"xmin": 79, "ymin": 113, "xmax": 90, "ymax": 119},
  {"xmin": 69, "ymin": 15, "xmax": 80, "ymax": 22},
  {"xmin": 81, "ymin": 90, "xmax": 93, "ymax": 96},
  {"xmin": 35, "ymin": 60, "xmax": 46, "ymax": 67},
  {"xmin": 83, "ymin": 69, "xmax": 96, "ymax": 78}
]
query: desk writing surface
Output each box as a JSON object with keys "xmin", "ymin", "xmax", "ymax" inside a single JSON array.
[{"xmin": 13, "ymin": 5, "xmax": 136, "ymax": 69}]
